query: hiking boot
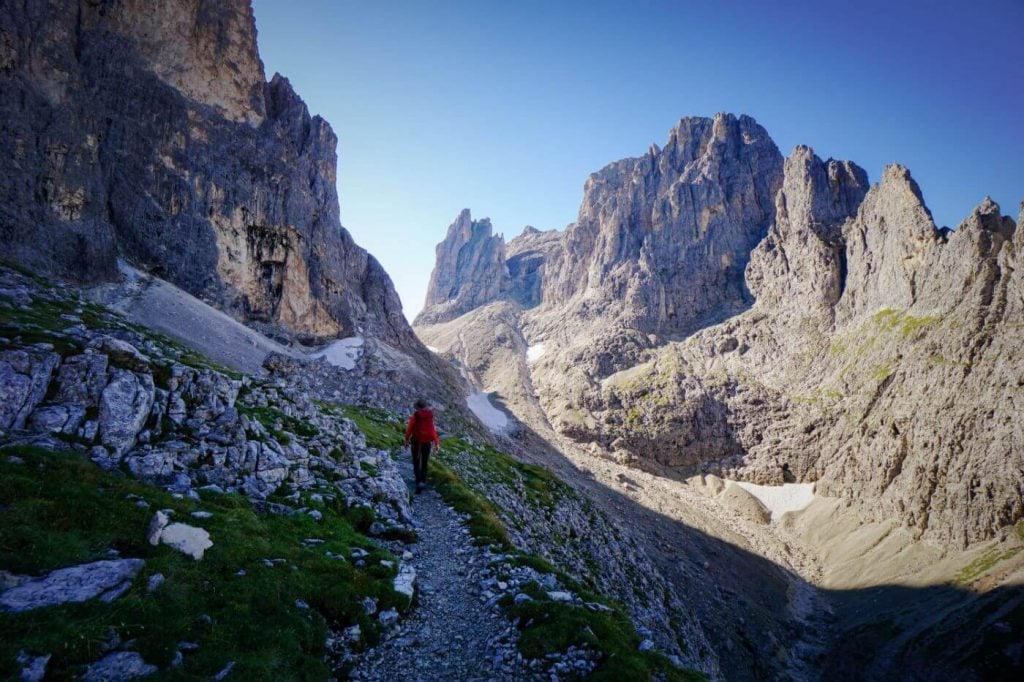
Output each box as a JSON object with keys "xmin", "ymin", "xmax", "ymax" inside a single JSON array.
[{"xmin": 415, "ymin": 482, "xmax": 424, "ymax": 494}]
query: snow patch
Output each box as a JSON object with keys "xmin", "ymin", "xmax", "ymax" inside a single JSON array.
[
  {"xmin": 526, "ymin": 343, "xmax": 546, "ymax": 363},
  {"xmin": 467, "ymin": 392, "xmax": 509, "ymax": 433},
  {"xmin": 426, "ymin": 345, "xmax": 440, "ymax": 353},
  {"xmin": 312, "ymin": 337, "xmax": 364, "ymax": 370},
  {"xmin": 733, "ymin": 481, "xmax": 816, "ymax": 521}
]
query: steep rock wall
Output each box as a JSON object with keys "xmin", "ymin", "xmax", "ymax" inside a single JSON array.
[{"xmin": 0, "ymin": 0, "xmax": 413, "ymax": 347}]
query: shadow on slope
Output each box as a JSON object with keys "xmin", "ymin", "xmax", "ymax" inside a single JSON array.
[{"xmin": 498, "ymin": 423, "xmax": 1023, "ymax": 682}]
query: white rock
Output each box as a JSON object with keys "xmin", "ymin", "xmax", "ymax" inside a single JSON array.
[
  {"xmin": 546, "ymin": 591, "xmax": 573, "ymax": 602},
  {"xmin": 159, "ymin": 523, "xmax": 213, "ymax": 560},
  {"xmin": 393, "ymin": 563, "xmax": 417, "ymax": 599},
  {"xmin": 378, "ymin": 608, "xmax": 399, "ymax": 627}
]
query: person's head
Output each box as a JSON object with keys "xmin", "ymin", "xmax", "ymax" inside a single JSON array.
[{"xmin": 414, "ymin": 398, "xmax": 428, "ymax": 410}]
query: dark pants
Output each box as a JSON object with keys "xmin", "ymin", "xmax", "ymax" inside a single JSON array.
[{"xmin": 411, "ymin": 440, "xmax": 432, "ymax": 485}]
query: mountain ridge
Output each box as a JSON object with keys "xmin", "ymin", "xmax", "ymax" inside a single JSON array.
[{"xmin": 415, "ymin": 114, "xmax": 1024, "ymax": 549}]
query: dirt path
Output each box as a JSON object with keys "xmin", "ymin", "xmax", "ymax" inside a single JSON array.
[{"xmin": 350, "ymin": 458, "xmax": 529, "ymax": 681}]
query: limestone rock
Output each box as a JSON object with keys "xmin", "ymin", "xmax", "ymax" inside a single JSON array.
[
  {"xmin": 0, "ymin": 0, "xmax": 418, "ymax": 348},
  {"xmin": 0, "ymin": 559, "xmax": 144, "ymax": 612},
  {"xmin": 158, "ymin": 523, "xmax": 213, "ymax": 561},
  {"xmin": 27, "ymin": 403, "xmax": 86, "ymax": 435},
  {"xmin": 17, "ymin": 651, "xmax": 50, "ymax": 682},
  {"xmin": 87, "ymin": 336, "xmax": 150, "ymax": 372},
  {"xmin": 81, "ymin": 651, "xmax": 156, "ymax": 681},
  {"xmin": 544, "ymin": 113, "xmax": 783, "ymax": 337},
  {"xmin": 417, "ymin": 120, "xmax": 1024, "ymax": 548},
  {"xmin": 98, "ymin": 369, "xmax": 155, "ymax": 457},
  {"xmin": 393, "ymin": 563, "xmax": 416, "ymax": 599},
  {"xmin": 0, "ymin": 349, "xmax": 60, "ymax": 431},
  {"xmin": 54, "ymin": 352, "xmax": 109, "ymax": 406},
  {"xmin": 746, "ymin": 146, "xmax": 868, "ymax": 314},
  {"xmin": 416, "ymin": 209, "xmax": 510, "ymax": 325}
]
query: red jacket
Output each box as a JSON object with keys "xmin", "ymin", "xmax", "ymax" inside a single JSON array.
[{"xmin": 405, "ymin": 409, "xmax": 440, "ymax": 447}]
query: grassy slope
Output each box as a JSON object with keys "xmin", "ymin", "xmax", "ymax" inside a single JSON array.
[
  {"xmin": 0, "ymin": 268, "xmax": 407, "ymax": 679},
  {"xmin": 0, "ymin": 446, "xmax": 405, "ymax": 680}
]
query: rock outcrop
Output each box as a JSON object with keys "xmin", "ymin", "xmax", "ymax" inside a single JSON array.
[
  {"xmin": 416, "ymin": 210, "xmax": 510, "ymax": 325},
  {"xmin": 543, "ymin": 113, "xmax": 783, "ymax": 337},
  {"xmin": 0, "ymin": 0, "xmax": 412, "ymax": 346}
]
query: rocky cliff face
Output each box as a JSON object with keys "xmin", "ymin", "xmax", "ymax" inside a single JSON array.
[
  {"xmin": 415, "ymin": 212, "xmax": 563, "ymax": 326},
  {"xmin": 415, "ymin": 209, "xmax": 509, "ymax": 325},
  {"xmin": 416, "ymin": 120, "xmax": 1024, "ymax": 549},
  {"xmin": 0, "ymin": 0, "xmax": 413, "ymax": 347},
  {"xmin": 544, "ymin": 113, "xmax": 783, "ymax": 336}
]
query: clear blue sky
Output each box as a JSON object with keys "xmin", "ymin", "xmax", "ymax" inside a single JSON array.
[{"xmin": 252, "ymin": 0, "xmax": 1023, "ymax": 322}]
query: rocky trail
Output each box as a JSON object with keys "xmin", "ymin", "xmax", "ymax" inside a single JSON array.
[{"xmin": 351, "ymin": 456, "xmax": 528, "ymax": 681}]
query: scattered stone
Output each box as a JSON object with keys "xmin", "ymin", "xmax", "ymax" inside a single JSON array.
[
  {"xmin": 639, "ymin": 639, "xmax": 655, "ymax": 652},
  {"xmin": 212, "ymin": 661, "xmax": 235, "ymax": 681},
  {"xmin": 378, "ymin": 608, "xmax": 399, "ymax": 628},
  {"xmin": 190, "ymin": 511, "xmax": 213, "ymax": 519},
  {"xmin": 295, "ymin": 599, "xmax": 309, "ymax": 610},
  {"xmin": 16, "ymin": 651, "xmax": 50, "ymax": 682},
  {"xmin": 546, "ymin": 591, "xmax": 573, "ymax": 602},
  {"xmin": 147, "ymin": 573, "xmax": 165, "ymax": 593},
  {"xmin": 0, "ymin": 559, "xmax": 144, "ymax": 612},
  {"xmin": 393, "ymin": 564, "xmax": 417, "ymax": 599},
  {"xmin": 81, "ymin": 651, "xmax": 156, "ymax": 681},
  {"xmin": 158, "ymin": 523, "xmax": 213, "ymax": 560},
  {"xmin": 362, "ymin": 597, "xmax": 378, "ymax": 615}
]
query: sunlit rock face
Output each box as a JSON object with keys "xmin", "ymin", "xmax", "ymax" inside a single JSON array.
[
  {"xmin": 0, "ymin": 0, "xmax": 413, "ymax": 347},
  {"xmin": 543, "ymin": 113, "xmax": 784, "ymax": 337},
  {"xmin": 417, "ymin": 118, "xmax": 1024, "ymax": 549}
]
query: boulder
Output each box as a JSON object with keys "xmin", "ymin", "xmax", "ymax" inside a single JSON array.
[
  {"xmin": 54, "ymin": 352, "xmax": 109, "ymax": 406},
  {"xmin": 88, "ymin": 336, "xmax": 151, "ymax": 372},
  {"xmin": 0, "ymin": 559, "xmax": 144, "ymax": 612},
  {"xmin": 0, "ymin": 349, "xmax": 60, "ymax": 430},
  {"xmin": 99, "ymin": 369, "xmax": 155, "ymax": 457},
  {"xmin": 81, "ymin": 652, "xmax": 156, "ymax": 681},
  {"xmin": 27, "ymin": 404, "xmax": 86, "ymax": 435}
]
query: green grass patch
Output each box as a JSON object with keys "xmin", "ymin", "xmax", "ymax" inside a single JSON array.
[
  {"xmin": 0, "ymin": 445, "xmax": 402, "ymax": 680},
  {"xmin": 238, "ymin": 404, "xmax": 318, "ymax": 441},
  {"xmin": 954, "ymin": 545, "xmax": 1022, "ymax": 586},
  {"xmin": 505, "ymin": 587, "xmax": 703, "ymax": 681},
  {"xmin": 441, "ymin": 435, "xmax": 568, "ymax": 510},
  {"xmin": 325, "ymin": 404, "xmax": 405, "ymax": 451},
  {"xmin": 429, "ymin": 459, "xmax": 512, "ymax": 549}
]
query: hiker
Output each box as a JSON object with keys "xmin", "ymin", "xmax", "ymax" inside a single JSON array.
[{"xmin": 405, "ymin": 398, "xmax": 441, "ymax": 494}]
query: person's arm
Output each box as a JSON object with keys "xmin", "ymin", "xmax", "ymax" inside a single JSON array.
[{"xmin": 405, "ymin": 415, "xmax": 414, "ymax": 447}]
